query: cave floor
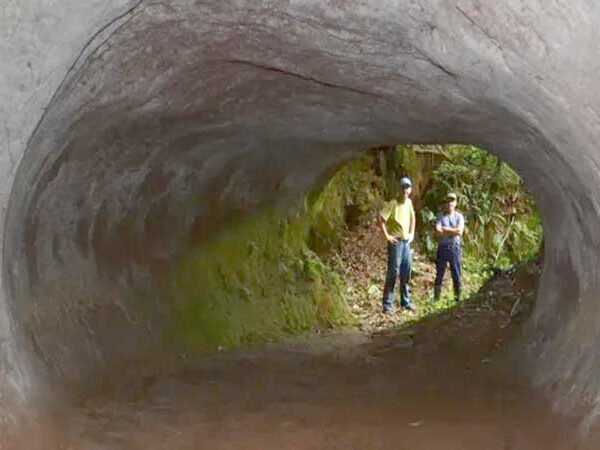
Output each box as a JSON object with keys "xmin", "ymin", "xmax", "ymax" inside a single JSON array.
[{"xmin": 13, "ymin": 266, "xmax": 597, "ymax": 450}]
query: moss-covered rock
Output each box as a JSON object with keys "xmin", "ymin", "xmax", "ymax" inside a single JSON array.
[{"xmin": 162, "ymin": 158, "xmax": 379, "ymax": 351}]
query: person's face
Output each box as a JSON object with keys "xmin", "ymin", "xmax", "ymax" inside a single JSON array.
[
  {"xmin": 401, "ymin": 185, "xmax": 412, "ymax": 198},
  {"xmin": 444, "ymin": 198, "xmax": 456, "ymax": 212}
]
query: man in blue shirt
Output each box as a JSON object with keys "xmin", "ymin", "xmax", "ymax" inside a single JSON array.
[{"xmin": 434, "ymin": 192, "xmax": 465, "ymax": 303}]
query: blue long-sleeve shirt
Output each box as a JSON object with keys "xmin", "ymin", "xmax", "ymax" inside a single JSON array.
[{"xmin": 436, "ymin": 212, "xmax": 465, "ymax": 246}]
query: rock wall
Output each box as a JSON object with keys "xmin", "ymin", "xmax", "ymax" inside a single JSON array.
[{"xmin": 2, "ymin": 0, "xmax": 600, "ymax": 428}]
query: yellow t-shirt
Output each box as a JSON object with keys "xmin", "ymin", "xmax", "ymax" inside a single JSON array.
[{"xmin": 379, "ymin": 199, "xmax": 414, "ymax": 240}]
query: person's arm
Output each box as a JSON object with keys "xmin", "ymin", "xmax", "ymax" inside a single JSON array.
[
  {"xmin": 435, "ymin": 216, "xmax": 444, "ymax": 237},
  {"xmin": 441, "ymin": 214, "xmax": 464, "ymax": 236},
  {"xmin": 441, "ymin": 226, "xmax": 461, "ymax": 236},
  {"xmin": 378, "ymin": 215, "xmax": 397, "ymax": 243},
  {"xmin": 407, "ymin": 202, "xmax": 416, "ymax": 243},
  {"xmin": 378, "ymin": 203, "xmax": 397, "ymax": 243}
]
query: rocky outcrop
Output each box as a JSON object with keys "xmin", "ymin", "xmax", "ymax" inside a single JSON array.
[{"xmin": 2, "ymin": 0, "xmax": 600, "ymax": 430}]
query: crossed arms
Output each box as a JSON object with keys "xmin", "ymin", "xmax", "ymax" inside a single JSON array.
[{"xmin": 435, "ymin": 220, "xmax": 464, "ymax": 237}]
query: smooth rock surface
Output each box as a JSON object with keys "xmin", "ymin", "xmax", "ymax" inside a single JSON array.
[{"xmin": 1, "ymin": 0, "xmax": 600, "ymax": 433}]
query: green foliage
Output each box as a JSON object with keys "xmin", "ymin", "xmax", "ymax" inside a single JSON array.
[
  {"xmin": 397, "ymin": 253, "xmax": 497, "ymax": 320},
  {"xmin": 417, "ymin": 145, "xmax": 543, "ymax": 268}
]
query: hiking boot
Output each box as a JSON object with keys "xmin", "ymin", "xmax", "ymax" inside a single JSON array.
[
  {"xmin": 382, "ymin": 306, "xmax": 393, "ymax": 314},
  {"xmin": 402, "ymin": 302, "xmax": 416, "ymax": 312}
]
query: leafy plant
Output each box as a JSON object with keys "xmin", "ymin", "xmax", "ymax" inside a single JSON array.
[{"xmin": 416, "ymin": 145, "xmax": 542, "ymax": 267}]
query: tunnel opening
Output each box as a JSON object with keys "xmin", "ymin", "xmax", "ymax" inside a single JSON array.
[
  {"xmin": 137, "ymin": 142, "xmax": 545, "ymax": 355},
  {"xmin": 310, "ymin": 144, "xmax": 545, "ymax": 335}
]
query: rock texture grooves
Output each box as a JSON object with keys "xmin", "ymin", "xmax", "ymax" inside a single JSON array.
[{"xmin": 1, "ymin": 0, "xmax": 600, "ymax": 431}]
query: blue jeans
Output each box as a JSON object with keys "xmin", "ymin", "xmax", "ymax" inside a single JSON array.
[
  {"xmin": 435, "ymin": 244, "xmax": 462, "ymax": 297},
  {"xmin": 382, "ymin": 240, "xmax": 412, "ymax": 310}
]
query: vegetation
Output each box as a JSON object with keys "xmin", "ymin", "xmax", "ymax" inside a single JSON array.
[
  {"xmin": 164, "ymin": 158, "xmax": 381, "ymax": 351},
  {"xmin": 415, "ymin": 145, "xmax": 542, "ymax": 268},
  {"xmin": 164, "ymin": 145, "xmax": 543, "ymax": 351},
  {"xmin": 373, "ymin": 144, "xmax": 542, "ymax": 308}
]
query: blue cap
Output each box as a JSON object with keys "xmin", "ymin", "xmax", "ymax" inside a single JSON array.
[{"xmin": 399, "ymin": 177, "xmax": 412, "ymax": 187}]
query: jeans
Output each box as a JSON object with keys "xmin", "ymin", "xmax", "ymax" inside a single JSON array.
[
  {"xmin": 382, "ymin": 240, "xmax": 412, "ymax": 310},
  {"xmin": 435, "ymin": 244, "xmax": 462, "ymax": 299}
]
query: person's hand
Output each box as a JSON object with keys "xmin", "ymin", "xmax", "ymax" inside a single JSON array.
[
  {"xmin": 407, "ymin": 233, "xmax": 414, "ymax": 244},
  {"xmin": 386, "ymin": 235, "xmax": 398, "ymax": 244}
]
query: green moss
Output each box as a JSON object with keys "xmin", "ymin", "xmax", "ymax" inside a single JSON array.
[
  {"xmin": 164, "ymin": 187, "xmax": 357, "ymax": 351},
  {"xmin": 161, "ymin": 156, "xmax": 387, "ymax": 352}
]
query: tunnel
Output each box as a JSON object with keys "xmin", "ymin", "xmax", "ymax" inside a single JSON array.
[{"xmin": 2, "ymin": 0, "xmax": 600, "ymax": 445}]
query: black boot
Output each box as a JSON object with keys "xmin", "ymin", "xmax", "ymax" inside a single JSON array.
[{"xmin": 434, "ymin": 285, "xmax": 441, "ymax": 302}]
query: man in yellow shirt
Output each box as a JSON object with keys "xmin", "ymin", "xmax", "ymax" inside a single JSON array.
[{"xmin": 378, "ymin": 177, "xmax": 417, "ymax": 313}]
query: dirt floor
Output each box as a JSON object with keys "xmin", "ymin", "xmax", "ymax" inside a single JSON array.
[{"xmin": 8, "ymin": 261, "xmax": 600, "ymax": 450}]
